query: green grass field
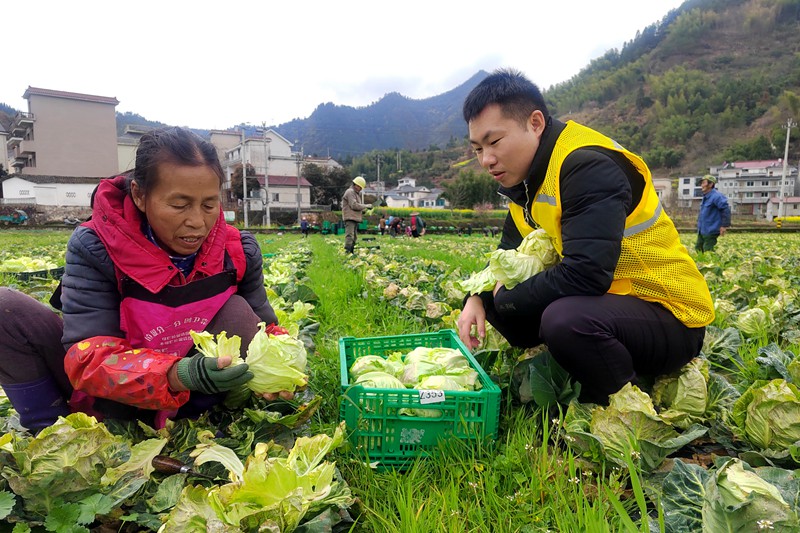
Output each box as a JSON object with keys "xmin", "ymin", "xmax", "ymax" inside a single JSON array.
[{"xmin": 3, "ymin": 229, "xmax": 800, "ymax": 531}]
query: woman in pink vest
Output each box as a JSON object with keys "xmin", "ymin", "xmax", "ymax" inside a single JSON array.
[{"xmin": 0, "ymin": 127, "xmax": 288, "ymax": 431}]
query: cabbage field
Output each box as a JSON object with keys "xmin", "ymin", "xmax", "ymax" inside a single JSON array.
[{"xmin": 2, "ymin": 229, "xmax": 800, "ymax": 532}]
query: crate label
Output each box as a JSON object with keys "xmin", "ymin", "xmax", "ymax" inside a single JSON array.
[
  {"xmin": 418, "ymin": 389, "xmax": 446, "ymax": 404},
  {"xmin": 400, "ymin": 427, "xmax": 425, "ymax": 444}
]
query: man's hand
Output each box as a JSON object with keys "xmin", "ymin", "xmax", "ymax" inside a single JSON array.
[
  {"xmin": 457, "ymin": 295, "xmax": 486, "ymax": 350},
  {"xmin": 720, "ymin": 227, "xmax": 728, "ymax": 236},
  {"xmin": 173, "ymin": 353, "xmax": 252, "ymax": 394}
]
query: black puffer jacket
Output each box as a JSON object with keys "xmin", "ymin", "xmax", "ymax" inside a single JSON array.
[
  {"xmin": 58, "ymin": 228, "xmax": 276, "ymax": 350},
  {"xmin": 485, "ymin": 118, "xmax": 645, "ymax": 320}
]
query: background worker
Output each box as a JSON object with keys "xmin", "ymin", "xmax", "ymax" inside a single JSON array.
[
  {"xmin": 696, "ymin": 174, "xmax": 731, "ymax": 253},
  {"xmin": 409, "ymin": 212, "xmax": 425, "ymax": 237},
  {"xmin": 456, "ymin": 69, "xmax": 714, "ymax": 404},
  {"xmin": 389, "ymin": 216, "xmax": 404, "ymax": 237},
  {"xmin": 341, "ymin": 176, "xmax": 370, "ymax": 253}
]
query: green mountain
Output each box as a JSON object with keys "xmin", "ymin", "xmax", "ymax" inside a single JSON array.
[
  {"xmin": 271, "ymin": 71, "xmax": 488, "ymax": 159},
  {"xmin": 544, "ymin": 0, "xmax": 800, "ymax": 176}
]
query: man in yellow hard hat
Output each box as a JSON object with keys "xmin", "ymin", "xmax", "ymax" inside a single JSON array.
[{"xmin": 341, "ymin": 176, "xmax": 370, "ymax": 253}]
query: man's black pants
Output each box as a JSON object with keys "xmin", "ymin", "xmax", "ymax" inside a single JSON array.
[{"xmin": 485, "ymin": 293, "xmax": 706, "ymax": 403}]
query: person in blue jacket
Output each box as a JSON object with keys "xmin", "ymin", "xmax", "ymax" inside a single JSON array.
[{"xmin": 696, "ymin": 174, "xmax": 731, "ymax": 253}]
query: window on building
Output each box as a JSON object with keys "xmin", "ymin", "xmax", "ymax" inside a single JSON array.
[
  {"xmin": 272, "ymin": 193, "xmax": 279, "ymax": 202},
  {"xmin": 683, "ymin": 178, "xmax": 691, "ymax": 185},
  {"xmin": 746, "ymin": 181, "xmax": 754, "ymax": 187},
  {"xmin": 682, "ymin": 189, "xmax": 690, "ymax": 195},
  {"xmin": 745, "ymin": 192, "xmax": 753, "ymax": 198}
]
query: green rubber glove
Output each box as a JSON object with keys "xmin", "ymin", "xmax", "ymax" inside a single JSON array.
[{"xmin": 176, "ymin": 353, "xmax": 253, "ymax": 394}]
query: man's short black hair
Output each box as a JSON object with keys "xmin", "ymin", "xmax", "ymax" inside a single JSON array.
[{"xmin": 463, "ymin": 68, "xmax": 549, "ymax": 127}]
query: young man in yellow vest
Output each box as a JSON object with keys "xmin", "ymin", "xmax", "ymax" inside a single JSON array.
[{"xmin": 457, "ymin": 69, "xmax": 714, "ymax": 403}]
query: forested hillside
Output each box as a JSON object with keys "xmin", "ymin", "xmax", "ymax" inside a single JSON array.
[{"xmin": 545, "ymin": 0, "xmax": 800, "ymax": 176}]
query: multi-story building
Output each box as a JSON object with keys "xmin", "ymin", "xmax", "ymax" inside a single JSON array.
[
  {"xmin": 677, "ymin": 160, "xmax": 798, "ymax": 217},
  {"xmin": 7, "ymin": 87, "xmax": 119, "ymax": 177},
  {"xmin": 676, "ymin": 175, "xmax": 704, "ymax": 208},
  {"xmin": 714, "ymin": 160, "xmax": 798, "ymax": 217},
  {"xmin": 221, "ymin": 128, "xmax": 313, "ymax": 216}
]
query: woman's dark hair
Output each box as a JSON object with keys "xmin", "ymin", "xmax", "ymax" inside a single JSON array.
[
  {"xmin": 462, "ymin": 68, "xmax": 549, "ymax": 126},
  {"xmin": 131, "ymin": 127, "xmax": 223, "ymax": 194}
]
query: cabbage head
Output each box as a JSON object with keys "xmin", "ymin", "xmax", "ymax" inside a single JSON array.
[
  {"xmin": 245, "ymin": 322, "xmax": 308, "ymax": 394},
  {"xmin": 164, "ymin": 424, "xmax": 353, "ymax": 532},
  {"xmin": 349, "ymin": 353, "xmax": 404, "ymax": 380},
  {"xmin": 702, "ymin": 458, "xmax": 798, "ymax": 532},
  {"xmin": 732, "ymin": 379, "xmax": 800, "ymax": 452},
  {"xmin": 574, "ymin": 383, "xmax": 707, "ymax": 472},
  {"xmin": 652, "ymin": 357, "xmax": 709, "ymax": 428},
  {"xmin": 736, "ymin": 307, "xmax": 771, "ymax": 338},
  {"xmin": 190, "ymin": 329, "xmax": 243, "ymax": 361},
  {"xmin": 459, "ymin": 228, "xmax": 559, "ymax": 295},
  {"xmin": 354, "ymin": 371, "xmax": 406, "ymax": 389}
]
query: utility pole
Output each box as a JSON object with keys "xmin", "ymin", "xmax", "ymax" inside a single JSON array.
[
  {"xmin": 241, "ymin": 128, "xmax": 248, "ymax": 227},
  {"xmin": 376, "ymin": 154, "xmax": 381, "ymax": 182},
  {"xmin": 295, "ymin": 145, "xmax": 303, "ymax": 225},
  {"xmin": 779, "ymin": 118, "xmax": 797, "ymax": 219},
  {"xmin": 261, "ymin": 124, "xmax": 272, "ymax": 227}
]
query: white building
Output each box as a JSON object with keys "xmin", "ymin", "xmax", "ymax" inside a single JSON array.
[
  {"xmin": 677, "ymin": 160, "xmax": 798, "ymax": 217},
  {"xmin": 367, "ymin": 177, "xmax": 448, "ymax": 209},
  {"xmin": 713, "ymin": 160, "xmax": 798, "ymax": 217},
  {"xmin": 766, "ymin": 196, "xmax": 800, "ymax": 219},
  {"xmin": 676, "ymin": 175, "xmax": 703, "ymax": 208},
  {"xmin": 222, "ymin": 128, "xmax": 320, "ymax": 216},
  {"xmin": 1, "ymin": 175, "xmax": 100, "ymax": 206}
]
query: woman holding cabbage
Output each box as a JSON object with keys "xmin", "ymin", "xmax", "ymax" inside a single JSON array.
[
  {"xmin": 457, "ymin": 70, "xmax": 714, "ymax": 404},
  {"xmin": 0, "ymin": 127, "xmax": 292, "ymax": 432}
]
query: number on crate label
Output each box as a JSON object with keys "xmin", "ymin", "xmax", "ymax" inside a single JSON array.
[{"xmin": 418, "ymin": 389, "xmax": 446, "ymax": 404}]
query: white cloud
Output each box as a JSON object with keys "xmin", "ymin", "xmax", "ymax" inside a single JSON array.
[{"xmin": 2, "ymin": 0, "xmax": 685, "ymax": 130}]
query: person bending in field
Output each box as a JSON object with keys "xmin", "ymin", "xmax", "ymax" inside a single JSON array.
[
  {"xmin": 457, "ymin": 69, "xmax": 714, "ymax": 404},
  {"xmin": 0, "ymin": 127, "xmax": 292, "ymax": 433}
]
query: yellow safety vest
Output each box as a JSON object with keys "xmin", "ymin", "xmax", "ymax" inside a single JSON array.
[{"xmin": 508, "ymin": 121, "xmax": 714, "ymax": 327}]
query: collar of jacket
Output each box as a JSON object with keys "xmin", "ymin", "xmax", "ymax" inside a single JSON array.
[
  {"xmin": 498, "ymin": 117, "xmax": 566, "ymax": 207},
  {"xmin": 90, "ymin": 175, "xmax": 228, "ymax": 293}
]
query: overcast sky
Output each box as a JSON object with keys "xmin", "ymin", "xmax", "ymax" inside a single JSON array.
[{"xmin": 3, "ymin": 0, "xmax": 685, "ymax": 130}]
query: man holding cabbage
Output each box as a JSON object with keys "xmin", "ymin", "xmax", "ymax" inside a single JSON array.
[{"xmin": 457, "ymin": 69, "xmax": 715, "ymax": 403}]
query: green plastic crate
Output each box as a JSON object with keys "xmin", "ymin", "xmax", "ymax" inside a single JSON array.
[
  {"xmin": 339, "ymin": 330, "xmax": 501, "ymax": 469},
  {"xmin": 2, "ymin": 266, "xmax": 64, "ymax": 282}
]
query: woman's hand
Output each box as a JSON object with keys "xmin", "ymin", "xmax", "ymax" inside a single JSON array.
[{"xmin": 170, "ymin": 354, "xmax": 252, "ymax": 394}]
